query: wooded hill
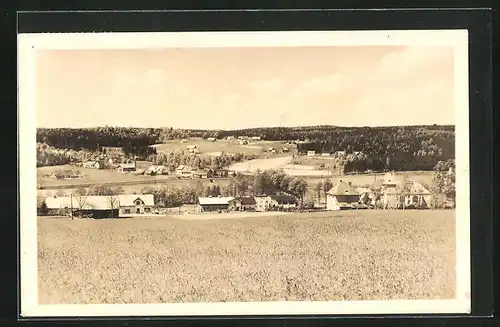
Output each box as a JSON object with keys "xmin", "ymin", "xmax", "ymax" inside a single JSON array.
[{"xmin": 37, "ymin": 125, "xmax": 454, "ymax": 172}]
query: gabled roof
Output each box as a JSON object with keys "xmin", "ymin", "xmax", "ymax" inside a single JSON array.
[
  {"xmin": 237, "ymin": 196, "xmax": 257, "ymax": 205},
  {"xmin": 327, "ymin": 181, "xmax": 359, "ymax": 196},
  {"xmin": 119, "ymin": 163, "xmax": 136, "ymax": 169},
  {"xmin": 176, "ymin": 165, "xmax": 193, "ymax": 171},
  {"xmin": 193, "ymin": 169, "xmax": 208, "ymax": 175},
  {"xmin": 198, "ymin": 197, "xmax": 235, "ymax": 205},
  {"xmin": 118, "ymin": 194, "xmax": 154, "ymax": 206},
  {"xmin": 408, "ymin": 182, "xmax": 431, "ymax": 195},
  {"xmin": 269, "ymin": 195, "xmax": 297, "ymax": 204}
]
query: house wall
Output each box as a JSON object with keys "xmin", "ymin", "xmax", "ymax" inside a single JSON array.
[
  {"xmin": 120, "ymin": 205, "xmax": 153, "ymax": 215},
  {"xmin": 200, "ymin": 204, "xmax": 229, "ymax": 212},
  {"xmin": 326, "ymin": 195, "xmax": 339, "ymax": 210}
]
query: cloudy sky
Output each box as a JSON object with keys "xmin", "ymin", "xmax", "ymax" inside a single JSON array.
[{"xmin": 36, "ymin": 46, "xmax": 454, "ymax": 129}]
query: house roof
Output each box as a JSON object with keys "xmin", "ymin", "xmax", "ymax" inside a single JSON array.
[
  {"xmin": 408, "ymin": 182, "xmax": 431, "ymax": 195},
  {"xmin": 269, "ymin": 195, "xmax": 297, "ymax": 204},
  {"xmin": 45, "ymin": 196, "xmax": 117, "ymax": 210},
  {"xmin": 355, "ymin": 187, "xmax": 371, "ymax": 194},
  {"xmin": 198, "ymin": 197, "xmax": 235, "ymax": 205},
  {"xmin": 327, "ymin": 181, "xmax": 359, "ymax": 196},
  {"xmin": 186, "ymin": 145, "xmax": 197, "ymax": 149},
  {"xmin": 119, "ymin": 163, "xmax": 136, "ymax": 169},
  {"xmin": 176, "ymin": 165, "xmax": 193, "ymax": 171},
  {"xmin": 237, "ymin": 196, "xmax": 257, "ymax": 205},
  {"xmin": 118, "ymin": 194, "xmax": 154, "ymax": 206}
]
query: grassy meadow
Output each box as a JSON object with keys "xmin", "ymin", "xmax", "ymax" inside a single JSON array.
[{"xmin": 38, "ymin": 210, "xmax": 455, "ymax": 304}]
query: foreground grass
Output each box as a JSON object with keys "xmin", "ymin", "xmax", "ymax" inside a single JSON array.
[{"xmin": 38, "ymin": 210, "xmax": 455, "ymax": 304}]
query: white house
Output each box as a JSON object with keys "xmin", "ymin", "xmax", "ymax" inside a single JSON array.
[
  {"xmin": 254, "ymin": 195, "xmax": 273, "ymax": 212},
  {"xmin": 403, "ymin": 182, "xmax": 432, "ymax": 209},
  {"xmin": 307, "ymin": 151, "xmax": 316, "ymax": 157},
  {"xmin": 326, "ymin": 180, "xmax": 360, "ymax": 210},
  {"xmin": 118, "ymin": 194, "xmax": 155, "ymax": 215},
  {"xmin": 251, "ymin": 136, "xmax": 261, "ymax": 141},
  {"xmin": 82, "ymin": 160, "xmax": 103, "ymax": 169},
  {"xmin": 207, "ymin": 137, "xmax": 217, "ymax": 142}
]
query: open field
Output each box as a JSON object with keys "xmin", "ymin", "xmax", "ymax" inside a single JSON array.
[
  {"xmin": 151, "ymin": 139, "xmax": 295, "ymax": 157},
  {"xmin": 38, "ymin": 210, "xmax": 455, "ymax": 304},
  {"xmin": 228, "ymin": 156, "xmax": 292, "ymax": 173}
]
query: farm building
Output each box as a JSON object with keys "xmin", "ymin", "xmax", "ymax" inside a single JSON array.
[
  {"xmin": 44, "ymin": 195, "xmax": 119, "ymax": 218},
  {"xmin": 238, "ymin": 136, "xmax": 248, "ymax": 140},
  {"xmin": 117, "ymin": 162, "xmax": 136, "ymax": 173},
  {"xmin": 269, "ymin": 195, "xmax": 298, "ymax": 210},
  {"xmin": 251, "ymin": 136, "xmax": 261, "ymax": 141},
  {"xmin": 254, "ymin": 195, "xmax": 274, "ymax": 212},
  {"xmin": 82, "ymin": 160, "xmax": 104, "ymax": 169},
  {"xmin": 235, "ymin": 196, "xmax": 257, "ymax": 211},
  {"xmin": 176, "ymin": 165, "xmax": 193, "ymax": 178},
  {"xmin": 321, "ymin": 152, "xmax": 331, "ymax": 157},
  {"xmin": 239, "ymin": 140, "xmax": 248, "ymax": 145},
  {"xmin": 326, "ymin": 180, "xmax": 360, "ymax": 210},
  {"xmin": 118, "ymin": 194, "xmax": 155, "ymax": 215},
  {"xmin": 144, "ymin": 164, "xmax": 168, "ymax": 175},
  {"xmin": 192, "ymin": 169, "xmax": 209, "ymax": 179},
  {"xmin": 207, "ymin": 137, "xmax": 217, "ymax": 142},
  {"xmin": 226, "ymin": 136, "xmax": 235, "ymax": 140},
  {"xmin": 198, "ymin": 196, "xmax": 236, "ymax": 212},
  {"xmin": 307, "ymin": 151, "xmax": 316, "ymax": 157},
  {"xmin": 282, "ymin": 147, "xmax": 290, "ymax": 152},
  {"xmin": 213, "ymin": 168, "xmax": 229, "ymax": 178},
  {"xmin": 335, "ymin": 151, "xmax": 346, "ymax": 157}
]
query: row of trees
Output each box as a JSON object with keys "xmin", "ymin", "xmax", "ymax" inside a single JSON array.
[
  {"xmin": 153, "ymin": 150, "xmax": 252, "ymax": 172},
  {"xmin": 430, "ymin": 159, "xmax": 456, "ymax": 208}
]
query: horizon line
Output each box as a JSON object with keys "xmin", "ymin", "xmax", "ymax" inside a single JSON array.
[{"xmin": 36, "ymin": 123, "xmax": 456, "ymax": 131}]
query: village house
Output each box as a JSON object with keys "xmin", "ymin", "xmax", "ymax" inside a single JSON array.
[
  {"xmin": 254, "ymin": 195, "xmax": 273, "ymax": 212},
  {"xmin": 239, "ymin": 140, "xmax": 249, "ymax": 145},
  {"xmin": 212, "ymin": 168, "xmax": 229, "ymax": 178},
  {"xmin": 176, "ymin": 165, "xmax": 193, "ymax": 178},
  {"xmin": 321, "ymin": 152, "xmax": 331, "ymax": 157},
  {"xmin": 251, "ymin": 136, "xmax": 261, "ymax": 141},
  {"xmin": 82, "ymin": 160, "xmax": 104, "ymax": 169},
  {"xmin": 44, "ymin": 195, "xmax": 119, "ymax": 219},
  {"xmin": 226, "ymin": 136, "xmax": 235, "ymax": 140},
  {"xmin": 198, "ymin": 196, "xmax": 235, "ymax": 212},
  {"xmin": 268, "ymin": 194, "xmax": 298, "ymax": 211},
  {"xmin": 403, "ymin": 182, "xmax": 432, "ymax": 209},
  {"xmin": 356, "ymin": 187, "xmax": 375, "ymax": 207},
  {"xmin": 49, "ymin": 169, "xmax": 80, "ymax": 179},
  {"xmin": 235, "ymin": 196, "xmax": 257, "ymax": 211},
  {"xmin": 238, "ymin": 136, "xmax": 248, "ymax": 140},
  {"xmin": 207, "ymin": 137, "xmax": 217, "ymax": 142},
  {"xmin": 282, "ymin": 147, "xmax": 290, "ymax": 153},
  {"xmin": 117, "ymin": 162, "xmax": 136, "ymax": 173},
  {"xmin": 382, "ymin": 172, "xmax": 401, "ymax": 209},
  {"xmin": 118, "ymin": 194, "xmax": 155, "ymax": 215},
  {"xmin": 307, "ymin": 150, "xmax": 316, "ymax": 157},
  {"xmin": 144, "ymin": 164, "xmax": 168, "ymax": 176},
  {"xmin": 192, "ymin": 169, "xmax": 208, "ymax": 179},
  {"xmin": 326, "ymin": 180, "xmax": 360, "ymax": 210}
]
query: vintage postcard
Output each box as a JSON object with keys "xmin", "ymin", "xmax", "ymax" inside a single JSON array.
[{"xmin": 18, "ymin": 30, "xmax": 470, "ymax": 317}]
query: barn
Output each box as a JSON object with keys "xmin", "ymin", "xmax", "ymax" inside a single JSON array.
[
  {"xmin": 44, "ymin": 195, "xmax": 119, "ymax": 218},
  {"xmin": 235, "ymin": 196, "xmax": 257, "ymax": 211},
  {"xmin": 198, "ymin": 196, "xmax": 235, "ymax": 212},
  {"xmin": 268, "ymin": 194, "xmax": 297, "ymax": 210}
]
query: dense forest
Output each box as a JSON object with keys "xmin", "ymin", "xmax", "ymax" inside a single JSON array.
[{"xmin": 37, "ymin": 125, "xmax": 454, "ymax": 172}]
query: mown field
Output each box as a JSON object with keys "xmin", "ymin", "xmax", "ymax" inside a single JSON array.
[
  {"xmin": 38, "ymin": 210, "xmax": 455, "ymax": 304},
  {"xmin": 151, "ymin": 139, "xmax": 294, "ymax": 157}
]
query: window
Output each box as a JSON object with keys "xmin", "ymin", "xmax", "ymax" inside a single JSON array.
[
  {"xmin": 144, "ymin": 207, "xmax": 151, "ymax": 213},
  {"xmin": 135, "ymin": 200, "xmax": 142, "ymax": 206},
  {"xmin": 124, "ymin": 209, "xmax": 131, "ymax": 214}
]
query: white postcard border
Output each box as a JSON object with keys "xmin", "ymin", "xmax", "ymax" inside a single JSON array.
[{"xmin": 18, "ymin": 30, "xmax": 470, "ymax": 317}]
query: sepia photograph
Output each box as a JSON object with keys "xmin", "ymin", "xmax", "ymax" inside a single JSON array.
[{"xmin": 18, "ymin": 30, "xmax": 470, "ymax": 316}]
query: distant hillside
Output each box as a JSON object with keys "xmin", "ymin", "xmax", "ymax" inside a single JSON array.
[{"xmin": 37, "ymin": 124, "xmax": 454, "ymax": 172}]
